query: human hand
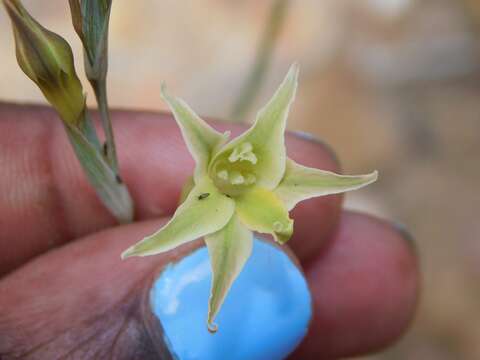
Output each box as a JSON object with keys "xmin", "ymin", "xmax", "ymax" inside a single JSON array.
[{"xmin": 0, "ymin": 103, "xmax": 418, "ymax": 359}]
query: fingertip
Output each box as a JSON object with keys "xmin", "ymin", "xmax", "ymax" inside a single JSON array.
[{"xmin": 294, "ymin": 211, "xmax": 419, "ymax": 359}]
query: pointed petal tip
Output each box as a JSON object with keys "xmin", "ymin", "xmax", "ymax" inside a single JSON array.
[
  {"xmin": 207, "ymin": 319, "xmax": 218, "ymax": 334},
  {"xmin": 273, "ymin": 226, "xmax": 294, "ymax": 245},
  {"xmin": 120, "ymin": 247, "xmax": 137, "ymax": 260},
  {"xmin": 368, "ymin": 170, "xmax": 379, "ymax": 182},
  {"xmin": 288, "ymin": 62, "xmax": 300, "ymax": 80},
  {"xmin": 120, "ymin": 251, "xmax": 130, "ymax": 260},
  {"xmin": 349, "ymin": 170, "xmax": 378, "ymax": 189},
  {"xmin": 160, "ymin": 82, "xmax": 168, "ymax": 99},
  {"xmin": 290, "ymin": 61, "xmax": 300, "ymax": 72}
]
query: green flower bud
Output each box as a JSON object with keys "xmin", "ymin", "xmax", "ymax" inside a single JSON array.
[
  {"xmin": 69, "ymin": 0, "xmax": 112, "ymax": 82},
  {"xmin": 3, "ymin": 0, "xmax": 85, "ymax": 125}
]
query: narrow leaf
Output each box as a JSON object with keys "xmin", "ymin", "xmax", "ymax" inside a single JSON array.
[
  {"xmin": 275, "ymin": 158, "xmax": 379, "ymax": 210},
  {"xmin": 161, "ymin": 85, "xmax": 229, "ymax": 183},
  {"xmin": 205, "ymin": 215, "xmax": 253, "ymax": 333},
  {"xmin": 236, "ymin": 187, "xmax": 293, "ymax": 244},
  {"xmin": 121, "ymin": 177, "xmax": 235, "ymax": 258}
]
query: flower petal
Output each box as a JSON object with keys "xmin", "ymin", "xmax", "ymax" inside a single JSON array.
[
  {"xmin": 121, "ymin": 177, "xmax": 235, "ymax": 258},
  {"xmin": 205, "ymin": 215, "xmax": 253, "ymax": 333},
  {"xmin": 209, "ymin": 64, "xmax": 299, "ymax": 193},
  {"xmin": 275, "ymin": 158, "xmax": 378, "ymax": 210},
  {"xmin": 236, "ymin": 187, "xmax": 294, "ymax": 244},
  {"xmin": 178, "ymin": 175, "xmax": 195, "ymax": 205},
  {"xmin": 161, "ymin": 85, "xmax": 229, "ymax": 182}
]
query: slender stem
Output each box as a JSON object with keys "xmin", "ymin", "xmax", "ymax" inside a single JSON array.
[
  {"xmin": 230, "ymin": 0, "xmax": 289, "ymax": 123},
  {"xmin": 65, "ymin": 115, "xmax": 133, "ymax": 224},
  {"xmin": 92, "ymin": 78, "xmax": 118, "ymax": 172}
]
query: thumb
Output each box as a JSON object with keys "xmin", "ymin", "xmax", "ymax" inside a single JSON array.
[
  {"xmin": 0, "ymin": 219, "xmax": 311, "ymax": 360},
  {"xmin": 0, "ymin": 219, "xmax": 194, "ymax": 359}
]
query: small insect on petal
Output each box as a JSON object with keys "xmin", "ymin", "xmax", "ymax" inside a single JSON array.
[{"xmin": 198, "ymin": 193, "xmax": 210, "ymax": 200}]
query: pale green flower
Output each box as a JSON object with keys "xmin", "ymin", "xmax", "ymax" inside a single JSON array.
[{"xmin": 122, "ymin": 64, "xmax": 377, "ymax": 332}]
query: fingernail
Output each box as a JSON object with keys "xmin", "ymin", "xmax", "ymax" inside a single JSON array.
[
  {"xmin": 148, "ymin": 238, "xmax": 312, "ymax": 360},
  {"xmin": 392, "ymin": 221, "xmax": 417, "ymax": 254}
]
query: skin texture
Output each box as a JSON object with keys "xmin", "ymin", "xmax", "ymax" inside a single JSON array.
[{"xmin": 0, "ymin": 103, "xmax": 419, "ymax": 359}]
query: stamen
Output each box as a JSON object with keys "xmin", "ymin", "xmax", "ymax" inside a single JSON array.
[
  {"xmin": 217, "ymin": 169, "xmax": 229, "ymax": 180},
  {"xmin": 228, "ymin": 142, "xmax": 258, "ymax": 164},
  {"xmin": 230, "ymin": 171, "xmax": 245, "ymax": 185},
  {"xmin": 242, "ymin": 152, "xmax": 258, "ymax": 164}
]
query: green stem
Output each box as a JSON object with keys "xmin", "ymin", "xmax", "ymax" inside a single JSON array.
[
  {"xmin": 92, "ymin": 78, "xmax": 118, "ymax": 172},
  {"xmin": 79, "ymin": 108, "xmax": 102, "ymax": 150},
  {"xmin": 65, "ymin": 114, "xmax": 133, "ymax": 224},
  {"xmin": 230, "ymin": 0, "xmax": 289, "ymax": 123}
]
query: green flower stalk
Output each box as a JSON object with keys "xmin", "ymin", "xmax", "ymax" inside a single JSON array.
[
  {"xmin": 3, "ymin": 0, "xmax": 133, "ymax": 224},
  {"xmin": 122, "ymin": 64, "xmax": 378, "ymax": 332},
  {"xmin": 231, "ymin": 0, "xmax": 289, "ymax": 123}
]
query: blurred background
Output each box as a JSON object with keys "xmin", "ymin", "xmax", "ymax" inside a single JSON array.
[{"xmin": 0, "ymin": 0, "xmax": 479, "ymax": 358}]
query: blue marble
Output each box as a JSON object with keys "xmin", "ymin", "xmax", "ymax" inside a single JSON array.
[{"xmin": 150, "ymin": 238, "xmax": 312, "ymax": 360}]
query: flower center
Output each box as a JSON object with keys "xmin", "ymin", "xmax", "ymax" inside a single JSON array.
[
  {"xmin": 215, "ymin": 170, "xmax": 256, "ymax": 186},
  {"xmin": 211, "ymin": 142, "xmax": 258, "ymax": 195}
]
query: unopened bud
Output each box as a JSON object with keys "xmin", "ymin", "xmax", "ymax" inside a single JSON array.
[
  {"xmin": 69, "ymin": 0, "xmax": 112, "ymax": 82},
  {"xmin": 3, "ymin": 0, "xmax": 85, "ymax": 125}
]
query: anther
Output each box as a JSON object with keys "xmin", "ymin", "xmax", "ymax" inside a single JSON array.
[{"xmin": 228, "ymin": 142, "xmax": 258, "ymax": 164}]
